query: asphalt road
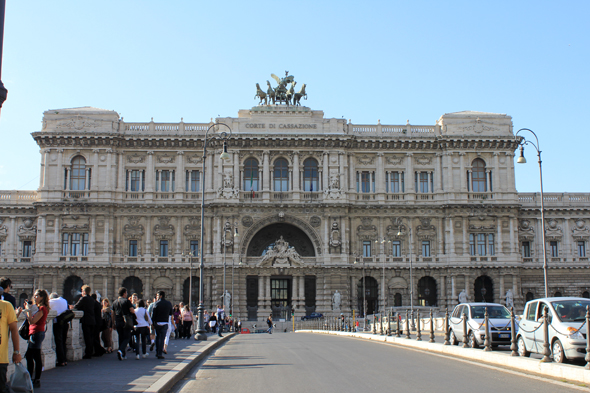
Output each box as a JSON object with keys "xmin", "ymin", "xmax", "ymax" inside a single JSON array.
[{"xmin": 172, "ymin": 333, "xmax": 588, "ymax": 393}]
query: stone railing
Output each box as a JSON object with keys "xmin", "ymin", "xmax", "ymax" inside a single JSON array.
[
  {"xmin": 351, "ymin": 124, "xmax": 436, "ymax": 136},
  {"xmin": 518, "ymin": 192, "xmax": 590, "ymax": 207},
  {"xmin": 0, "ymin": 190, "xmax": 38, "ymax": 205},
  {"xmin": 123, "ymin": 122, "xmax": 210, "ymax": 136},
  {"xmin": 7, "ymin": 310, "xmax": 119, "ymax": 379}
]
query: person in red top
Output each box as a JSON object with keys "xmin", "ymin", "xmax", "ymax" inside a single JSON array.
[{"xmin": 23, "ymin": 289, "xmax": 49, "ymax": 389}]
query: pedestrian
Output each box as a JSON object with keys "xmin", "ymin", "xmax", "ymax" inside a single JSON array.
[
  {"xmin": 0, "ymin": 277, "xmax": 16, "ymax": 309},
  {"xmin": 163, "ymin": 314, "xmax": 176, "ymax": 354},
  {"xmin": 181, "ymin": 305, "xmax": 194, "ymax": 339},
  {"xmin": 204, "ymin": 310, "xmax": 211, "ymax": 333},
  {"xmin": 133, "ymin": 299, "xmax": 152, "ymax": 359},
  {"xmin": 173, "ymin": 305, "xmax": 181, "ymax": 339},
  {"xmin": 216, "ymin": 305, "xmax": 225, "ymax": 337},
  {"xmin": 113, "ymin": 287, "xmax": 135, "ymax": 361},
  {"xmin": 209, "ymin": 312, "xmax": 217, "ymax": 334},
  {"xmin": 23, "ymin": 289, "xmax": 50, "ymax": 388},
  {"xmin": 73, "ymin": 285, "xmax": 96, "ymax": 359},
  {"xmin": 267, "ymin": 314, "xmax": 273, "ymax": 334},
  {"xmin": 49, "ymin": 292, "xmax": 69, "ymax": 367},
  {"xmin": 151, "ymin": 290, "xmax": 172, "ymax": 359},
  {"xmin": 101, "ymin": 298, "xmax": 115, "ymax": 354},
  {"xmin": 0, "ymin": 293, "xmax": 21, "ymax": 392},
  {"xmin": 91, "ymin": 293, "xmax": 106, "ymax": 357},
  {"xmin": 148, "ymin": 296, "xmax": 156, "ymax": 352}
]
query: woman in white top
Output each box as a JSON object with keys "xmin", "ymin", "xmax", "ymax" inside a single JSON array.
[
  {"xmin": 133, "ymin": 299, "xmax": 152, "ymax": 359},
  {"xmin": 163, "ymin": 314, "xmax": 176, "ymax": 354}
]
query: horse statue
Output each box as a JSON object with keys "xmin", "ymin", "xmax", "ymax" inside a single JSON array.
[
  {"xmin": 255, "ymin": 83, "xmax": 267, "ymax": 105},
  {"xmin": 293, "ymin": 84, "xmax": 307, "ymax": 106},
  {"xmin": 266, "ymin": 80, "xmax": 276, "ymax": 105},
  {"xmin": 271, "ymin": 73, "xmax": 294, "ymax": 105},
  {"xmin": 286, "ymin": 81, "xmax": 296, "ymax": 106}
]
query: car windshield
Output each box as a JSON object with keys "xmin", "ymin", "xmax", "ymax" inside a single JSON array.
[
  {"xmin": 470, "ymin": 306, "xmax": 510, "ymax": 319},
  {"xmin": 550, "ymin": 300, "xmax": 590, "ymax": 322}
]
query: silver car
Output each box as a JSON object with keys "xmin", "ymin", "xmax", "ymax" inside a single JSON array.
[
  {"xmin": 517, "ymin": 297, "xmax": 590, "ymax": 363},
  {"xmin": 449, "ymin": 303, "xmax": 514, "ymax": 348}
]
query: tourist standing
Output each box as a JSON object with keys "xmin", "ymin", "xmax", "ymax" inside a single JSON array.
[
  {"xmin": 266, "ymin": 314, "xmax": 273, "ymax": 334},
  {"xmin": 113, "ymin": 287, "xmax": 135, "ymax": 361},
  {"xmin": 0, "ymin": 277, "xmax": 16, "ymax": 309},
  {"xmin": 23, "ymin": 289, "xmax": 50, "ymax": 388},
  {"xmin": 49, "ymin": 292, "xmax": 68, "ymax": 366},
  {"xmin": 101, "ymin": 298, "xmax": 115, "ymax": 353},
  {"xmin": 151, "ymin": 290, "xmax": 172, "ymax": 359},
  {"xmin": 209, "ymin": 312, "xmax": 217, "ymax": 334},
  {"xmin": 0, "ymin": 294, "xmax": 20, "ymax": 391},
  {"xmin": 133, "ymin": 299, "xmax": 152, "ymax": 359},
  {"xmin": 91, "ymin": 293, "xmax": 106, "ymax": 356},
  {"xmin": 181, "ymin": 305, "xmax": 194, "ymax": 339},
  {"xmin": 74, "ymin": 285, "xmax": 96, "ymax": 359},
  {"xmin": 216, "ymin": 305, "xmax": 225, "ymax": 337},
  {"xmin": 173, "ymin": 304, "xmax": 181, "ymax": 338}
]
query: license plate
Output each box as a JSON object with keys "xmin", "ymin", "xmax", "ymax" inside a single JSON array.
[{"xmin": 499, "ymin": 334, "xmax": 509, "ymax": 338}]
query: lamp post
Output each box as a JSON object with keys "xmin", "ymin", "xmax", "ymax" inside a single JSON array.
[
  {"xmin": 375, "ymin": 237, "xmax": 386, "ymax": 313},
  {"xmin": 0, "ymin": 0, "xmax": 7, "ymax": 111},
  {"xmin": 516, "ymin": 128, "xmax": 548, "ymax": 298},
  {"xmin": 398, "ymin": 225, "xmax": 415, "ymax": 330},
  {"xmin": 182, "ymin": 250, "xmax": 195, "ymax": 312},
  {"xmin": 231, "ymin": 226, "xmax": 238, "ymax": 318},
  {"xmin": 354, "ymin": 253, "xmax": 366, "ymax": 331},
  {"xmin": 222, "ymin": 220, "xmax": 232, "ymax": 311},
  {"xmin": 195, "ymin": 122, "xmax": 232, "ymax": 341}
]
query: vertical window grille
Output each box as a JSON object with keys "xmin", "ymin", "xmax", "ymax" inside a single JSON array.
[
  {"xmin": 130, "ymin": 170, "xmax": 141, "ymax": 191},
  {"xmin": 391, "ymin": 241, "xmax": 401, "ymax": 257},
  {"xmin": 82, "ymin": 233, "xmax": 88, "ymax": 256},
  {"xmin": 161, "ymin": 170, "xmax": 171, "ymax": 192},
  {"xmin": 70, "ymin": 156, "xmax": 87, "ymax": 191},
  {"xmin": 550, "ymin": 241, "xmax": 558, "ymax": 257},
  {"xmin": 303, "ymin": 158, "xmax": 319, "ymax": 192},
  {"xmin": 356, "ymin": 172, "xmax": 360, "ymax": 192},
  {"xmin": 477, "ymin": 234, "xmax": 486, "ymax": 256},
  {"xmin": 371, "ymin": 172, "xmax": 375, "ymax": 193},
  {"xmin": 273, "ymin": 158, "xmax": 289, "ymax": 191},
  {"xmin": 71, "ymin": 233, "xmax": 81, "ymax": 256},
  {"xmin": 190, "ymin": 240, "xmax": 199, "ymax": 256},
  {"xmin": 522, "ymin": 241, "xmax": 531, "ymax": 257},
  {"xmin": 62, "ymin": 233, "xmax": 69, "ymax": 256},
  {"xmin": 578, "ymin": 241, "xmax": 586, "ymax": 257},
  {"xmin": 471, "ymin": 159, "xmax": 487, "ymax": 192},
  {"xmin": 469, "ymin": 234, "xmax": 476, "ymax": 255},
  {"xmin": 160, "ymin": 240, "xmax": 169, "ymax": 257},
  {"xmin": 362, "ymin": 241, "xmax": 372, "ymax": 257},
  {"xmin": 155, "ymin": 171, "xmax": 159, "ymax": 192},
  {"xmin": 391, "ymin": 172, "xmax": 400, "ymax": 193},
  {"xmin": 129, "ymin": 240, "xmax": 138, "ymax": 257},
  {"xmin": 420, "ymin": 172, "xmax": 429, "ymax": 193},
  {"xmin": 361, "ymin": 172, "xmax": 371, "ymax": 193},
  {"xmin": 422, "ymin": 241, "xmax": 431, "ymax": 257},
  {"xmin": 244, "ymin": 159, "xmax": 259, "ymax": 192},
  {"xmin": 488, "ymin": 234, "xmax": 495, "ymax": 256},
  {"xmin": 22, "ymin": 241, "xmax": 32, "ymax": 258}
]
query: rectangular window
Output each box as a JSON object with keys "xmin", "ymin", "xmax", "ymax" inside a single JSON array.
[
  {"xmin": 186, "ymin": 170, "xmax": 200, "ymax": 192},
  {"xmin": 550, "ymin": 241, "xmax": 558, "ymax": 257},
  {"xmin": 130, "ymin": 170, "xmax": 141, "ymax": 192},
  {"xmin": 71, "ymin": 233, "xmax": 81, "ymax": 256},
  {"xmin": 422, "ymin": 241, "xmax": 431, "ymax": 257},
  {"xmin": 391, "ymin": 241, "xmax": 401, "ymax": 257},
  {"xmin": 190, "ymin": 240, "xmax": 199, "ymax": 256},
  {"xmin": 578, "ymin": 241, "xmax": 586, "ymax": 258},
  {"xmin": 160, "ymin": 240, "xmax": 169, "ymax": 257},
  {"xmin": 82, "ymin": 233, "xmax": 88, "ymax": 256},
  {"xmin": 522, "ymin": 241, "xmax": 531, "ymax": 258},
  {"xmin": 488, "ymin": 234, "xmax": 495, "ymax": 256},
  {"xmin": 356, "ymin": 172, "xmax": 360, "ymax": 193},
  {"xmin": 62, "ymin": 233, "xmax": 69, "ymax": 256},
  {"xmin": 129, "ymin": 240, "xmax": 138, "ymax": 257},
  {"xmin": 361, "ymin": 172, "xmax": 371, "ymax": 193},
  {"xmin": 0, "ymin": 242, "xmax": 2, "ymax": 256},
  {"xmin": 160, "ymin": 170, "xmax": 171, "ymax": 192},
  {"xmin": 390, "ymin": 172, "xmax": 400, "ymax": 193},
  {"xmin": 420, "ymin": 172, "xmax": 429, "ymax": 193},
  {"xmin": 22, "ymin": 241, "xmax": 32, "ymax": 258},
  {"xmin": 362, "ymin": 241, "xmax": 372, "ymax": 257},
  {"xmin": 477, "ymin": 234, "xmax": 486, "ymax": 256},
  {"xmin": 469, "ymin": 234, "xmax": 476, "ymax": 256}
]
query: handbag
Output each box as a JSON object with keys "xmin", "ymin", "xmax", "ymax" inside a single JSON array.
[
  {"xmin": 18, "ymin": 319, "xmax": 30, "ymax": 341},
  {"xmin": 8, "ymin": 362, "xmax": 34, "ymax": 393},
  {"xmin": 123, "ymin": 314, "xmax": 135, "ymax": 330}
]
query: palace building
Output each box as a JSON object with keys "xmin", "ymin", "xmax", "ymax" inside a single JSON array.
[{"xmin": 0, "ymin": 100, "xmax": 589, "ymax": 320}]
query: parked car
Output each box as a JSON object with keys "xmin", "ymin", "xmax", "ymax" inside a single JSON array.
[
  {"xmin": 301, "ymin": 312, "xmax": 323, "ymax": 321},
  {"xmin": 516, "ymin": 297, "xmax": 590, "ymax": 363},
  {"xmin": 449, "ymin": 303, "xmax": 514, "ymax": 348}
]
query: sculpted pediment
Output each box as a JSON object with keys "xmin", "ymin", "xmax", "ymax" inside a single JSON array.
[{"xmin": 257, "ymin": 236, "xmax": 305, "ymax": 267}]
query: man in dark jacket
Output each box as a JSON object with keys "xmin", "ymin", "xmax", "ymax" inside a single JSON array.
[
  {"xmin": 113, "ymin": 287, "xmax": 135, "ymax": 361},
  {"xmin": 91, "ymin": 293, "xmax": 106, "ymax": 356},
  {"xmin": 74, "ymin": 285, "xmax": 96, "ymax": 359},
  {"xmin": 151, "ymin": 290, "xmax": 172, "ymax": 359},
  {"xmin": 0, "ymin": 277, "xmax": 16, "ymax": 309}
]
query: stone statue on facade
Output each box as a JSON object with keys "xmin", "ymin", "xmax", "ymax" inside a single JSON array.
[
  {"xmin": 329, "ymin": 220, "xmax": 342, "ymax": 248},
  {"xmin": 222, "ymin": 290, "xmax": 231, "ymax": 311},
  {"xmin": 332, "ymin": 290, "xmax": 341, "ymax": 311},
  {"xmin": 257, "ymin": 236, "xmax": 305, "ymax": 267},
  {"xmin": 324, "ymin": 173, "xmax": 344, "ymax": 200},
  {"xmin": 458, "ymin": 290, "xmax": 467, "ymax": 303},
  {"xmin": 505, "ymin": 289, "xmax": 514, "ymax": 309},
  {"xmin": 217, "ymin": 172, "xmax": 239, "ymax": 199},
  {"xmin": 255, "ymin": 83, "xmax": 267, "ymax": 105},
  {"xmin": 254, "ymin": 72, "xmax": 307, "ymax": 106}
]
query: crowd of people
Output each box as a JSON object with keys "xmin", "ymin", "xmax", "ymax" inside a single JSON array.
[{"xmin": 0, "ymin": 276, "xmax": 243, "ymax": 391}]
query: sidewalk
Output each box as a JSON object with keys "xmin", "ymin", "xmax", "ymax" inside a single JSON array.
[{"xmin": 38, "ymin": 333, "xmax": 235, "ymax": 393}]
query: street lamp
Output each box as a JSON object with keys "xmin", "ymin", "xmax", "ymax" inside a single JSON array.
[
  {"xmin": 195, "ymin": 122, "xmax": 232, "ymax": 341},
  {"xmin": 398, "ymin": 225, "xmax": 415, "ymax": 330},
  {"xmin": 353, "ymin": 253, "xmax": 366, "ymax": 331},
  {"xmin": 222, "ymin": 220, "xmax": 232, "ymax": 312},
  {"xmin": 516, "ymin": 128, "xmax": 548, "ymax": 298},
  {"xmin": 181, "ymin": 250, "xmax": 196, "ymax": 312},
  {"xmin": 0, "ymin": 0, "xmax": 7, "ymax": 111},
  {"xmin": 231, "ymin": 226, "xmax": 238, "ymax": 318},
  {"xmin": 375, "ymin": 237, "xmax": 386, "ymax": 313}
]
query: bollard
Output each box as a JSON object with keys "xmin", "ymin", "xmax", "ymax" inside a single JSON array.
[
  {"xmin": 462, "ymin": 312, "xmax": 469, "ymax": 348},
  {"xmin": 510, "ymin": 306, "xmax": 518, "ymax": 356},
  {"xmin": 405, "ymin": 310, "xmax": 411, "ymax": 339},
  {"xmin": 416, "ymin": 310, "xmax": 422, "ymax": 341},
  {"xmin": 585, "ymin": 306, "xmax": 590, "ymax": 369},
  {"xmin": 541, "ymin": 307, "xmax": 552, "ymax": 362},
  {"xmin": 380, "ymin": 314, "xmax": 384, "ymax": 336},
  {"xmin": 373, "ymin": 315, "xmax": 377, "ymax": 335},
  {"xmin": 429, "ymin": 309, "xmax": 435, "ymax": 343},
  {"xmin": 484, "ymin": 307, "xmax": 492, "ymax": 351},
  {"xmin": 396, "ymin": 312, "xmax": 401, "ymax": 338},
  {"xmin": 387, "ymin": 310, "xmax": 392, "ymax": 336},
  {"xmin": 443, "ymin": 308, "xmax": 450, "ymax": 345}
]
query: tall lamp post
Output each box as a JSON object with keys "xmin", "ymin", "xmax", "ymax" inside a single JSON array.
[
  {"xmin": 0, "ymin": 0, "xmax": 7, "ymax": 111},
  {"xmin": 353, "ymin": 253, "xmax": 366, "ymax": 331},
  {"xmin": 375, "ymin": 237, "xmax": 386, "ymax": 313},
  {"xmin": 398, "ymin": 225, "xmax": 415, "ymax": 330},
  {"xmin": 195, "ymin": 122, "xmax": 232, "ymax": 341},
  {"xmin": 516, "ymin": 128, "xmax": 548, "ymax": 298},
  {"xmin": 222, "ymin": 220, "xmax": 231, "ymax": 310},
  {"xmin": 231, "ymin": 226, "xmax": 238, "ymax": 318}
]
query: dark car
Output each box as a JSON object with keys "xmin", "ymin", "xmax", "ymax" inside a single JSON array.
[{"xmin": 301, "ymin": 312, "xmax": 323, "ymax": 321}]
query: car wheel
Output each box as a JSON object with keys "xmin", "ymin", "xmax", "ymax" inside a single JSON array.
[
  {"xmin": 517, "ymin": 336, "xmax": 530, "ymax": 357},
  {"xmin": 469, "ymin": 331, "xmax": 479, "ymax": 349},
  {"xmin": 552, "ymin": 339, "xmax": 566, "ymax": 363},
  {"xmin": 449, "ymin": 330, "xmax": 458, "ymax": 346}
]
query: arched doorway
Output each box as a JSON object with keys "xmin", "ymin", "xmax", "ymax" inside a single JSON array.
[
  {"xmin": 122, "ymin": 276, "xmax": 144, "ymax": 299},
  {"xmin": 247, "ymin": 223, "xmax": 315, "ymax": 257},
  {"xmin": 63, "ymin": 275, "xmax": 84, "ymax": 304},
  {"xmin": 583, "ymin": 291, "xmax": 590, "ymax": 299},
  {"xmin": 418, "ymin": 276, "xmax": 437, "ymax": 306},
  {"xmin": 394, "ymin": 293, "xmax": 402, "ymax": 307},
  {"xmin": 474, "ymin": 275, "xmax": 493, "ymax": 302},
  {"xmin": 358, "ymin": 276, "xmax": 378, "ymax": 316},
  {"xmin": 183, "ymin": 277, "xmax": 200, "ymax": 311},
  {"xmin": 526, "ymin": 291, "xmax": 535, "ymax": 302}
]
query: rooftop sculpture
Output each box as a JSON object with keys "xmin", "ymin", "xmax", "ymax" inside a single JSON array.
[{"xmin": 255, "ymin": 71, "xmax": 307, "ymax": 106}]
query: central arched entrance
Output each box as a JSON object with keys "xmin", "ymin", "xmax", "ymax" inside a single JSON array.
[
  {"xmin": 246, "ymin": 223, "xmax": 315, "ymax": 257},
  {"xmin": 63, "ymin": 275, "xmax": 84, "ymax": 304},
  {"xmin": 122, "ymin": 276, "xmax": 144, "ymax": 299},
  {"xmin": 474, "ymin": 275, "xmax": 493, "ymax": 303},
  {"xmin": 358, "ymin": 277, "xmax": 378, "ymax": 316}
]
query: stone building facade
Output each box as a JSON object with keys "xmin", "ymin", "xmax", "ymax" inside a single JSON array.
[{"xmin": 0, "ymin": 105, "xmax": 589, "ymax": 320}]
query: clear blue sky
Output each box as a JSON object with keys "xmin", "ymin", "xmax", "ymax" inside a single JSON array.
[{"xmin": 0, "ymin": 1, "xmax": 588, "ymax": 192}]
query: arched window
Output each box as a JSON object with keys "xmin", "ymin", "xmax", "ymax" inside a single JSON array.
[
  {"xmin": 303, "ymin": 158, "xmax": 318, "ymax": 192},
  {"xmin": 70, "ymin": 156, "xmax": 88, "ymax": 190},
  {"xmin": 243, "ymin": 158, "xmax": 259, "ymax": 191},
  {"xmin": 418, "ymin": 276, "xmax": 437, "ymax": 306},
  {"xmin": 471, "ymin": 158, "xmax": 487, "ymax": 192},
  {"xmin": 273, "ymin": 158, "xmax": 289, "ymax": 191}
]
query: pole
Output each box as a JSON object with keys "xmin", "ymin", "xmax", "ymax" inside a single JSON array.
[
  {"xmin": 0, "ymin": 0, "xmax": 7, "ymax": 110},
  {"xmin": 223, "ymin": 223, "xmax": 227, "ymax": 310},
  {"xmin": 409, "ymin": 227, "xmax": 415, "ymax": 330},
  {"xmin": 363, "ymin": 259, "xmax": 366, "ymax": 331}
]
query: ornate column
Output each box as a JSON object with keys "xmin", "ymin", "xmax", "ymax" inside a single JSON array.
[
  {"xmin": 376, "ymin": 152, "xmax": 385, "ymax": 194},
  {"xmin": 348, "ymin": 153, "xmax": 355, "ymax": 192},
  {"xmin": 299, "ymin": 275, "xmax": 305, "ymax": 307},
  {"xmin": 53, "ymin": 216, "xmax": 60, "ymax": 256},
  {"xmin": 406, "ymin": 153, "xmax": 414, "ymax": 196},
  {"xmin": 207, "ymin": 153, "xmax": 215, "ymax": 192},
  {"xmin": 262, "ymin": 151, "xmax": 270, "ymax": 191},
  {"xmin": 40, "ymin": 149, "xmax": 49, "ymax": 190},
  {"xmin": 176, "ymin": 151, "xmax": 184, "ymax": 197},
  {"xmin": 37, "ymin": 216, "xmax": 46, "ymax": 256},
  {"xmin": 174, "ymin": 271, "xmax": 181, "ymax": 303},
  {"xmin": 462, "ymin": 217, "xmax": 467, "ymax": 255},
  {"xmin": 292, "ymin": 152, "xmax": 300, "ymax": 191},
  {"xmin": 233, "ymin": 152, "xmax": 240, "ymax": 189},
  {"xmin": 89, "ymin": 216, "xmax": 96, "ymax": 256},
  {"xmin": 258, "ymin": 275, "xmax": 264, "ymax": 314},
  {"xmin": 103, "ymin": 275, "xmax": 108, "ymax": 300},
  {"xmin": 105, "ymin": 149, "xmax": 113, "ymax": 191},
  {"xmin": 145, "ymin": 216, "xmax": 152, "ymax": 258},
  {"xmin": 509, "ymin": 218, "xmax": 515, "ymax": 254},
  {"xmin": 56, "ymin": 149, "xmax": 64, "ymax": 191},
  {"xmin": 440, "ymin": 273, "xmax": 446, "ymax": 308},
  {"xmin": 146, "ymin": 151, "xmax": 155, "ymax": 193},
  {"xmin": 64, "ymin": 169, "xmax": 70, "ymax": 191},
  {"xmin": 103, "ymin": 216, "xmax": 110, "ymax": 255},
  {"xmin": 464, "ymin": 273, "xmax": 471, "ymax": 301},
  {"xmin": 459, "ymin": 152, "xmax": 466, "ymax": 193},
  {"xmin": 451, "ymin": 274, "xmax": 456, "ymax": 303},
  {"xmin": 175, "ymin": 216, "xmax": 182, "ymax": 256},
  {"xmin": 265, "ymin": 275, "xmax": 271, "ymax": 311},
  {"xmin": 499, "ymin": 275, "xmax": 505, "ymax": 304},
  {"xmin": 322, "ymin": 152, "xmax": 329, "ymax": 191},
  {"xmin": 339, "ymin": 151, "xmax": 347, "ymax": 191},
  {"xmin": 117, "ymin": 152, "xmax": 125, "ymax": 192},
  {"xmin": 434, "ymin": 152, "xmax": 442, "ymax": 193}
]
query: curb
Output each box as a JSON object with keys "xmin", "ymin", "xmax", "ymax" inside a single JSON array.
[
  {"xmin": 145, "ymin": 333, "xmax": 236, "ymax": 393},
  {"xmin": 298, "ymin": 330, "xmax": 590, "ymax": 385}
]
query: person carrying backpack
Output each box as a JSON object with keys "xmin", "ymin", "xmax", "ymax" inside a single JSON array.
[{"xmin": 267, "ymin": 314, "xmax": 273, "ymax": 334}]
